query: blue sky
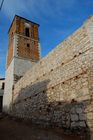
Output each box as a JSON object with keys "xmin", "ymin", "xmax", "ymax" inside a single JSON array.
[{"xmin": 0, "ymin": 0, "xmax": 93, "ymax": 78}]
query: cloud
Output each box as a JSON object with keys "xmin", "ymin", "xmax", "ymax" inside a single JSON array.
[
  {"xmin": 2, "ymin": 0, "xmax": 27, "ymax": 19},
  {"xmin": 2, "ymin": 0, "xmax": 77, "ymax": 20}
]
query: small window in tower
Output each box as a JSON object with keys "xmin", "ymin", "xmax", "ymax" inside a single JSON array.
[
  {"xmin": 27, "ymin": 43, "xmax": 30, "ymax": 48},
  {"xmin": 25, "ymin": 28, "xmax": 30, "ymax": 37},
  {"xmin": 2, "ymin": 82, "xmax": 5, "ymax": 90}
]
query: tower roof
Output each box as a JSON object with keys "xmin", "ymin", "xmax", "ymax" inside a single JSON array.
[{"xmin": 8, "ymin": 15, "xmax": 40, "ymax": 33}]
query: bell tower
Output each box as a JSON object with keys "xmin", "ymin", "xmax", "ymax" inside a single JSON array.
[{"xmin": 3, "ymin": 15, "xmax": 40, "ymax": 112}]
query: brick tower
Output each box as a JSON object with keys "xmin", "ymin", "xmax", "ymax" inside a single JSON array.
[{"xmin": 3, "ymin": 15, "xmax": 40, "ymax": 112}]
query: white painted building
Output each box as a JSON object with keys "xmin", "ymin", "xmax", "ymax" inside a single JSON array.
[{"xmin": 0, "ymin": 78, "xmax": 5, "ymax": 111}]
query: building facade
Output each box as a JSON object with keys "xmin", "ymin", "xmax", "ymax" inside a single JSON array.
[
  {"xmin": 3, "ymin": 15, "xmax": 40, "ymax": 112},
  {"xmin": 3, "ymin": 15, "xmax": 93, "ymax": 138},
  {"xmin": 9, "ymin": 16, "xmax": 93, "ymax": 139}
]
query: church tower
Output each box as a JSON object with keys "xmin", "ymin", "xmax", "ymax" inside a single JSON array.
[{"xmin": 3, "ymin": 15, "xmax": 40, "ymax": 112}]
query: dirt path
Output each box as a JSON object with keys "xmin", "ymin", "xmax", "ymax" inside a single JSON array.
[{"xmin": 0, "ymin": 114, "xmax": 86, "ymax": 140}]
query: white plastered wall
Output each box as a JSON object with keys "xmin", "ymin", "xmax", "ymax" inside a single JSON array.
[
  {"xmin": 14, "ymin": 57, "xmax": 35, "ymax": 77},
  {"xmin": 3, "ymin": 59, "xmax": 14, "ymax": 112}
]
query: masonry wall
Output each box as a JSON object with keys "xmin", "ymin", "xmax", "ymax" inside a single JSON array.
[
  {"xmin": 10, "ymin": 17, "xmax": 93, "ymax": 137},
  {"xmin": 7, "ymin": 16, "xmax": 40, "ymax": 68},
  {"xmin": 17, "ymin": 34, "xmax": 40, "ymax": 60}
]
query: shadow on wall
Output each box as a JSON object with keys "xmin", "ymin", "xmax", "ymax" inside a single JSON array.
[{"xmin": 3, "ymin": 79, "xmax": 92, "ymax": 139}]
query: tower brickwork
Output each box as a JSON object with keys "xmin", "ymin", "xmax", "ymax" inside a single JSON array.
[{"xmin": 3, "ymin": 15, "xmax": 40, "ymax": 112}]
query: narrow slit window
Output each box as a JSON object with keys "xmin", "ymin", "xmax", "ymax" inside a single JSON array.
[
  {"xmin": 25, "ymin": 28, "xmax": 30, "ymax": 37},
  {"xmin": 27, "ymin": 43, "xmax": 30, "ymax": 47}
]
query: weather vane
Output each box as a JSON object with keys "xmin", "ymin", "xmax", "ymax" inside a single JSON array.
[{"xmin": 0, "ymin": 0, "xmax": 4, "ymax": 11}]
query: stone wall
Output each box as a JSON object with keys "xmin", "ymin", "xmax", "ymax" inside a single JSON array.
[{"xmin": 10, "ymin": 17, "xmax": 93, "ymax": 136}]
